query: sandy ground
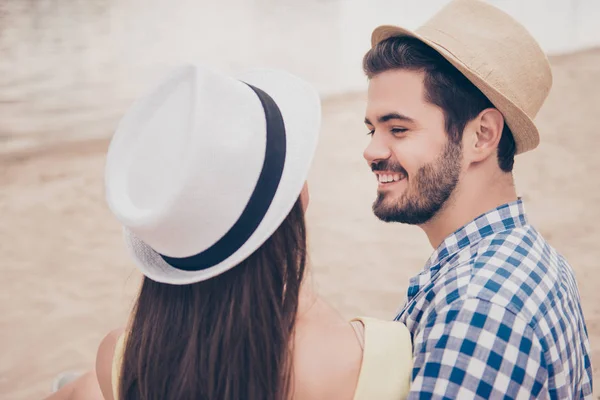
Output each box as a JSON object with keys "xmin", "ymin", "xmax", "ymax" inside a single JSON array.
[{"xmin": 2, "ymin": 49, "xmax": 600, "ymax": 399}]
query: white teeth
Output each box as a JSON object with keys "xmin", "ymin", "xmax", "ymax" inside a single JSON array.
[{"xmin": 377, "ymin": 173, "xmax": 403, "ymax": 183}]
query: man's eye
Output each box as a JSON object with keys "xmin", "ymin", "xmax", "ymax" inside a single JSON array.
[{"xmin": 391, "ymin": 128, "xmax": 408, "ymax": 135}]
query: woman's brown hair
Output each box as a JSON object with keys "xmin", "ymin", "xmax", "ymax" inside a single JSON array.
[{"xmin": 119, "ymin": 198, "xmax": 306, "ymax": 400}]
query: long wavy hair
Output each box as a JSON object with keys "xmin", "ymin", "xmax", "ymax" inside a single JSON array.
[{"xmin": 119, "ymin": 198, "xmax": 307, "ymax": 400}]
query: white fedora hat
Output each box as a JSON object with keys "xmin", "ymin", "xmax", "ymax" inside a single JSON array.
[{"xmin": 105, "ymin": 65, "xmax": 321, "ymax": 285}]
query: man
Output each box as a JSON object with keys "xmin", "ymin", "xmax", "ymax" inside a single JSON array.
[{"xmin": 362, "ymin": 0, "xmax": 593, "ymax": 398}]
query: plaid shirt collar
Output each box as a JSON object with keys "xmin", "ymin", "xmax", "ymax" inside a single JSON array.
[{"xmin": 406, "ymin": 199, "xmax": 529, "ymax": 301}]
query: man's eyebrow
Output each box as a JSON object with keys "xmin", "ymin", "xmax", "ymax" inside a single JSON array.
[{"xmin": 364, "ymin": 112, "xmax": 415, "ymax": 125}]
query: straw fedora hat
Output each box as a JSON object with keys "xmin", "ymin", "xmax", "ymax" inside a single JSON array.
[
  {"xmin": 371, "ymin": 0, "xmax": 552, "ymax": 154},
  {"xmin": 105, "ymin": 65, "xmax": 321, "ymax": 285}
]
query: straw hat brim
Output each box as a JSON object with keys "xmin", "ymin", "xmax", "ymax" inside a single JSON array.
[{"xmin": 372, "ymin": 26, "xmax": 539, "ymax": 154}]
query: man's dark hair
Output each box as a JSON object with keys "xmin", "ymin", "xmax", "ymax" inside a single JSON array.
[{"xmin": 363, "ymin": 36, "xmax": 515, "ymax": 172}]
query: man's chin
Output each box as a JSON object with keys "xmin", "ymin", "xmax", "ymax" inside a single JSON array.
[
  {"xmin": 373, "ymin": 208, "xmax": 402, "ymax": 223},
  {"xmin": 372, "ymin": 197, "xmax": 406, "ymax": 223},
  {"xmin": 372, "ymin": 198, "xmax": 436, "ymax": 225}
]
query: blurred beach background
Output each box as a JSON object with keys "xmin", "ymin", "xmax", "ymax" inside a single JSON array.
[{"xmin": 1, "ymin": 0, "xmax": 599, "ymax": 398}]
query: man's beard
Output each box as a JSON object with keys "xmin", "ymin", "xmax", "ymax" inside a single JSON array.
[{"xmin": 372, "ymin": 141, "xmax": 462, "ymax": 225}]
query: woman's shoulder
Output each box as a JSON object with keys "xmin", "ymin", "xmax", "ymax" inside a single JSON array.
[
  {"xmin": 95, "ymin": 328, "xmax": 125, "ymax": 400},
  {"xmin": 293, "ymin": 310, "xmax": 363, "ymax": 400},
  {"xmin": 292, "ymin": 303, "xmax": 413, "ymax": 400}
]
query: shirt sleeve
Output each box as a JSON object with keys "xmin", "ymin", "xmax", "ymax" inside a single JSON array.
[{"xmin": 408, "ymin": 298, "xmax": 549, "ymax": 399}]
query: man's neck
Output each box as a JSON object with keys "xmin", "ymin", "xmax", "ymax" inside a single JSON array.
[{"xmin": 421, "ymin": 172, "xmax": 518, "ymax": 249}]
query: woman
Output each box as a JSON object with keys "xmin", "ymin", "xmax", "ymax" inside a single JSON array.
[{"xmin": 50, "ymin": 65, "xmax": 412, "ymax": 399}]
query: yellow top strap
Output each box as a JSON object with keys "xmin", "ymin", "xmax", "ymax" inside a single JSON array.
[
  {"xmin": 111, "ymin": 333, "xmax": 126, "ymax": 400},
  {"xmin": 351, "ymin": 317, "xmax": 413, "ymax": 400}
]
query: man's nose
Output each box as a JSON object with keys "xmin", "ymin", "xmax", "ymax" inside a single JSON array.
[{"xmin": 363, "ymin": 132, "xmax": 392, "ymax": 166}]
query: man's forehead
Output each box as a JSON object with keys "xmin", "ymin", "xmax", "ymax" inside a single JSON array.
[
  {"xmin": 366, "ymin": 70, "xmax": 432, "ymax": 113},
  {"xmin": 368, "ymin": 69, "xmax": 426, "ymax": 93}
]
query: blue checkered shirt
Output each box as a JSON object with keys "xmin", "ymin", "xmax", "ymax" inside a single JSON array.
[{"xmin": 396, "ymin": 199, "xmax": 593, "ymax": 399}]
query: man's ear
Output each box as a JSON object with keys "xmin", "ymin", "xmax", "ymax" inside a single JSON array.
[{"xmin": 463, "ymin": 108, "xmax": 504, "ymax": 164}]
